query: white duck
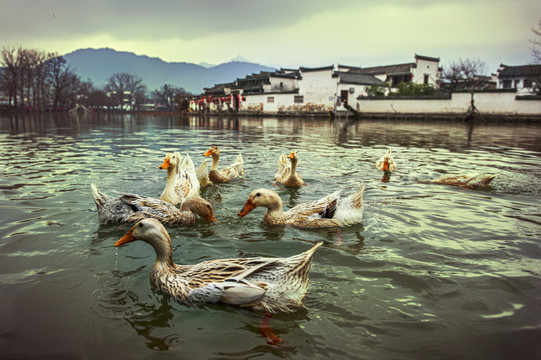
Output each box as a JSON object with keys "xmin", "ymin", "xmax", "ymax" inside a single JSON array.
[
  {"xmin": 274, "ymin": 151, "xmax": 305, "ymax": 187},
  {"xmin": 115, "ymin": 218, "xmax": 323, "ymax": 313},
  {"xmin": 203, "ymin": 145, "xmax": 244, "ymax": 183},
  {"xmin": 158, "ymin": 153, "xmax": 200, "ymax": 205},
  {"xmin": 375, "ymin": 148, "xmax": 397, "ymax": 173},
  {"xmin": 238, "ymin": 185, "xmax": 364, "ymax": 228}
]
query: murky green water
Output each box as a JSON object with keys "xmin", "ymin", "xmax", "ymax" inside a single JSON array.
[{"xmin": 1, "ymin": 113, "xmax": 540, "ymax": 359}]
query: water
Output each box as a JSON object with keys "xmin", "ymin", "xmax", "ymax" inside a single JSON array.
[{"xmin": 0, "ymin": 113, "xmax": 540, "ymax": 360}]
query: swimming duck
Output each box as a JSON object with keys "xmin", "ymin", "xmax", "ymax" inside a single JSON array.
[
  {"xmin": 203, "ymin": 145, "xmax": 244, "ymax": 183},
  {"xmin": 375, "ymin": 148, "xmax": 397, "ymax": 172},
  {"xmin": 158, "ymin": 153, "xmax": 200, "ymax": 205},
  {"xmin": 274, "ymin": 151, "xmax": 305, "ymax": 187},
  {"xmin": 91, "ymin": 183, "xmax": 216, "ymax": 225},
  {"xmin": 238, "ymin": 185, "xmax": 364, "ymax": 228},
  {"xmin": 375, "ymin": 148, "xmax": 396, "ymax": 182},
  {"xmin": 115, "ymin": 218, "xmax": 323, "ymax": 313},
  {"xmin": 425, "ymin": 174, "xmax": 496, "ymax": 190}
]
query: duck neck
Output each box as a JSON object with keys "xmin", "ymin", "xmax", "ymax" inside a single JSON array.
[
  {"xmin": 290, "ymin": 158, "xmax": 298, "ymax": 175},
  {"xmin": 210, "ymin": 154, "xmax": 219, "ymax": 171},
  {"xmin": 263, "ymin": 197, "xmax": 286, "ymax": 224},
  {"xmin": 149, "ymin": 234, "xmax": 175, "ymax": 269},
  {"xmin": 165, "ymin": 166, "xmax": 177, "ymax": 189}
]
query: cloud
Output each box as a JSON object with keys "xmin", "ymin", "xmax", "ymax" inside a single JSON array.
[{"xmin": 0, "ymin": 0, "xmax": 539, "ymax": 71}]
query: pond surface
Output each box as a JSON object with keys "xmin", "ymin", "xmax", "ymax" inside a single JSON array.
[{"xmin": 0, "ymin": 113, "xmax": 540, "ymax": 360}]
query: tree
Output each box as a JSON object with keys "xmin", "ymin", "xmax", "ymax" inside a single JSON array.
[
  {"xmin": 152, "ymin": 84, "xmax": 189, "ymax": 110},
  {"xmin": 106, "ymin": 72, "xmax": 146, "ymax": 111},
  {"xmin": 0, "ymin": 46, "xmax": 24, "ymax": 107},
  {"xmin": 443, "ymin": 58, "xmax": 489, "ymax": 119},
  {"xmin": 46, "ymin": 56, "xmax": 83, "ymax": 109},
  {"xmin": 531, "ymin": 19, "xmax": 541, "ymax": 64}
]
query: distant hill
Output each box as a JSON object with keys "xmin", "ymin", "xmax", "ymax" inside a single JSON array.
[{"xmin": 63, "ymin": 48, "xmax": 276, "ymax": 94}]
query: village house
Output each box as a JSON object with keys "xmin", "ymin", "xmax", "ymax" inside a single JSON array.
[
  {"xmin": 497, "ymin": 64, "xmax": 541, "ymax": 94},
  {"xmin": 351, "ymin": 54, "xmax": 442, "ymax": 87},
  {"xmin": 191, "ymin": 54, "xmax": 540, "ymax": 118}
]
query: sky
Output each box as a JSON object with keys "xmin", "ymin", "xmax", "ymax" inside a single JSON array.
[{"xmin": 1, "ymin": 0, "xmax": 540, "ymax": 73}]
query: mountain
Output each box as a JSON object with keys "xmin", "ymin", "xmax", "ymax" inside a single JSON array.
[{"xmin": 63, "ymin": 48, "xmax": 276, "ymax": 94}]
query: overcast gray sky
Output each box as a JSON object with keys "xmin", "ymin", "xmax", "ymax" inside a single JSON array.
[{"xmin": 1, "ymin": 0, "xmax": 540, "ymax": 73}]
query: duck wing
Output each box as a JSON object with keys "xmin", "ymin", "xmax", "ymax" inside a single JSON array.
[
  {"xmin": 180, "ymin": 154, "xmax": 201, "ymax": 198},
  {"xmin": 286, "ymin": 190, "xmax": 343, "ymax": 218},
  {"xmin": 274, "ymin": 154, "xmax": 291, "ymax": 182},
  {"xmin": 182, "ymin": 242, "xmax": 322, "ymax": 311},
  {"xmin": 196, "ymin": 159, "xmax": 212, "ymax": 187},
  {"xmin": 220, "ymin": 153, "xmax": 244, "ymax": 180}
]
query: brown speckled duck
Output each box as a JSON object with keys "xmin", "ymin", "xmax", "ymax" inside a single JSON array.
[
  {"xmin": 203, "ymin": 145, "xmax": 244, "ymax": 183},
  {"xmin": 91, "ymin": 184, "xmax": 216, "ymax": 225},
  {"xmin": 115, "ymin": 218, "xmax": 322, "ymax": 313},
  {"xmin": 238, "ymin": 185, "xmax": 364, "ymax": 228},
  {"xmin": 274, "ymin": 151, "xmax": 305, "ymax": 187},
  {"xmin": 425, "ymin": 174, "xmax": 496, "ymax": 190}
]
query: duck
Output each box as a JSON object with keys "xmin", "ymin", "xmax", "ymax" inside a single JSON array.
[
  {"xmin": 91, "ymin": 183, "xmax": 216, "ymax": 225},
  {"xmin": 274, "ymin": 151, "xmax": 305, "ymax": 187},
  {"xmin": 158, "ymin": 153, "xmax": 200, "ymax": 205},
  {"xmin": 375, "ymin": 148, "xmax": 396, "ymax": 182},
  {"xmin": 203, "ymin": 145, "xmax": 244, "ymax": 183},
  {"xmin": 238, "ymin": 185, "xmax": 364, "ymax": 228},
  {"xmin": 424, "ymin": 174, "xmax": 496, "ymax": 190},
  {"xmin": 114, "ymin": 218, "xmax": 323, "ymax": 313}
]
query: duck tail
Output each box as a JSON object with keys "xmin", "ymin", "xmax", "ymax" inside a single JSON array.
[
  {"xmin": 352, "ymin": 183, "xmax": 365, "ymax": 209},
  {"xmin": 234, "ymin": 153, "xmax": 244, "ymax": 175},
  {"xmin": 91, "ymin": 183, "xmax": 109, "ymax": 209}
]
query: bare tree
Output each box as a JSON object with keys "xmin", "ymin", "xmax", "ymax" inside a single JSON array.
[
  {"xmin": 443, "ymin": 58, "xmax": 489, "ymax": 119},
  {"xmin": 0, "ymin": 46, "xmax": 24, "ymax": 107},
  {"xmin": 152, "ymin": 84, "xmax": 189, "ymax": 110},
  {"xmin": 46, "ymin": 56, "xmax": 82, "ymax": 109},
  {"xmin": 106, "ymin": 72, "xmax": 146, "ymax": 111},
  {"xmin": 531, "ymin": 19, "xmax": 541, "ymax": 64}
]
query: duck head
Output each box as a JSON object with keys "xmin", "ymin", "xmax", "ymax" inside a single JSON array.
[
  {"xmin": 181, "ymin": 197, "xmax": 217, "ymax": 222},
  {"xmin": 203, "ymin": 146, "xmax": 220, "ymax": 158},
  {"xmin": 159, "ymin": 152, "xmax": 181, "ymax": 170},
  {"xmin": 287, "ymin": 151, "xmax": 299, "ymax": 161},
  {"xmin": 238, "ymin": 189, "xmax": 283, "ymax": 217},
  {"xmin": 115, "ymin": 218, "xmax": 172, "ymax": 262}
]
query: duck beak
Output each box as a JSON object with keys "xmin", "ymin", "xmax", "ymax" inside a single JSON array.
[
  {"xmin": 238, "ymin": 199, "xmax": 256, "ymax": 217},
  {"xmin": 158, "ymin": 157, "xmax": 171, "ymax": 169},
  {"xmin": 203, "ymin": 148, "xmax": 213, "ymax": 157},
  {"xmin": 287, "ymin": 152, "xmax": 295, "ymax": 159},
  {"xmin": 115, "ymin": 226, "xmax": 136, "ymax": 247},
  {"xmin": 205, "ymin": 211, "xmax": 218, "ymax": 222}
]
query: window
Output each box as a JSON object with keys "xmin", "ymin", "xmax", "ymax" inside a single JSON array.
[
  {"xmin": 524, "ymin": 79, "xmax": 532, "ymax": 88},
  {"xmin": 294, "ymin": 95, "xmax": 304, "ymax": 103},
  {"xmin": 502, "ymin": 80, "xmax": 512, "ymax": 88},
  {"xmin": 267, "ymin": 96, "xmax": 274, "ymax": 103},
  {"xmin": 424, "ymin": 74, "xmax": 429, "ymax": 84}
]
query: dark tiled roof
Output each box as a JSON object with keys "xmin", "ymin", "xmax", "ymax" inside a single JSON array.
[
  {"xmin": 415, "ymin": 54, "xmax": 440, "ymax": 62},
  {"xmin": 300, "ymin": 65, "xmax": 334, "ymax": 72},
  {"xmin": 350, "ymin": 63, "xmax": 415, "ymax": 76},
  {"xmin": 498, "ymin": 64, "xmax": 541, "ymax": 77},
  {"xmin": 338, "ymin": 72, "xmax": 385, "ymax": 86}
]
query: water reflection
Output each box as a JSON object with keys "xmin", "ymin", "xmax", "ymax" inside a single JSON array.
[{"xmin": 1, "ymin": 113, "xmax": 541, "ymax": 359}]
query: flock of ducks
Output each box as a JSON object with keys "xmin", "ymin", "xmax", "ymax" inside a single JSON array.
[{"xmin": 91, "ymin": 146, "xmax": 496, "ymax": 328}]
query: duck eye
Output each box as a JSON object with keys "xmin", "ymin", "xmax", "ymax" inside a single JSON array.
[
  {"xmin": 255, "ymin": 192, "xmax": 261, "ymax": 197},
  {"xmin": 139, "ymin": 223, "xmax": 144, "ymax": 228}
]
